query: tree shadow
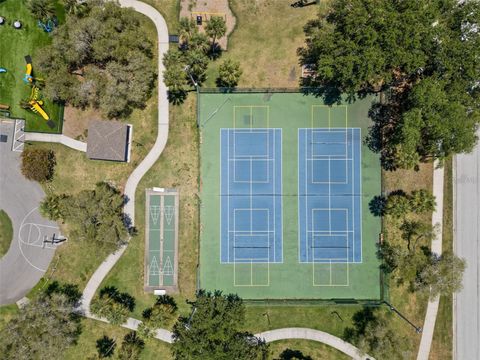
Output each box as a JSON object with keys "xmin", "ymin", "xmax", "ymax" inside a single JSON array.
[
  {"xmin": 369, "ymin": 195, "xmax": 387, "ymax": 217},
  {"xmin": 277, "ymin": 348, "xmax": 313, "ymax": 360},
  {"xmin": 167, "ymin": 90, "xmax": 188, "ymax": 105},
  {"xmin": 291, "ymin": 0, "xmax": 317, "ymax": 8},
  {"xmin": 343, "ymin": 306, "xmax": 377, "ymax": 341},
  {"xmin": 209, "ymin": 43, "xmax": 223, "ymax": 60}
]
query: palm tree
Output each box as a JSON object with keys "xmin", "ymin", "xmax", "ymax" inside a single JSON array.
[
  {"xmin": 27, "ymin": 0, "xmax": 56, "ymax": 21},
  {"xmin": 205, "ymin": 16, "xmax": 227, "ymax": 53},
  {"xmin": 63, "ymin": 0, "xmax": 89, "ymax": 17}
]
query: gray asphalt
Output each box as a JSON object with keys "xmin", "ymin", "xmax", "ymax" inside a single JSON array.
[
  {"xmin": 454, "ymin": 129, "xmax": 480, "ymax": 360},
  {"xmin": 0, "ymin": 120, "xmax": 59, "ymax": 305}
]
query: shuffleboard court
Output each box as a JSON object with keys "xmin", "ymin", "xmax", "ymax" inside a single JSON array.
[
  {"xmin": 199, "ymin": 92, "xmax": 382, "ymax": 300},
  {"xmin": 145, "ymin": 188, "xmax": 179, "ymax": 292}
]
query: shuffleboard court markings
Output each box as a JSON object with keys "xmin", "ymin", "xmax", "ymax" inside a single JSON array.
[{"xmin": 145, "ymin": 189, "xmax": 179, "ymax": 292}]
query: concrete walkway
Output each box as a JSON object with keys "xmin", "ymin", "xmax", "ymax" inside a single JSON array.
[
  {"xmin": 256, "ymin": 328, "xmax": 373, "ymax": 360},
  {"xmin": 79, "ymin": 0, "xmax": 170, "ymax": 314},
  {"xmin": 416, "ymin": 160, "xmax": 444, "ymax": 360},
  {"xmin": 24, "ymin": 132, "xmax": 87, "ymax": 152}
]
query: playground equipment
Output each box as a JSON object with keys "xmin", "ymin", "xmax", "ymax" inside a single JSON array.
[
  {"xmin": 0, "ymin": 104, "xmax": 10, "ymax": 110},
  {"xmin": 0, "ymin": 68, "xmax": 6, "ymax": 73},
  {"xmin": 0, "ymin": 17, "xmax": 5, "ymax": 25},
  {"xmin": 13, "ymin": 20, "xmax": 21, "ymax": 29},
  {"xmin": 37, "ymin": 18, "xmax": 57, "ymax": 33},
  {"xmin": 29, "ymin": 100, "xmax": 49, "ymax": 120},
  {"xmin": 23, "ymin": 55, "xmax": 33, "ymax": 83}
]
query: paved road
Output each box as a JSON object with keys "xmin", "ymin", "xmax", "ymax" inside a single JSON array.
[
  {"xmin": 454, "ymin": 129, "xmax": 480, "ymax": 360},
  {"xmin": 0, "ymin": 120, "xmax": 60, "ymax": 305},
  {"xmin": 417, "ymin": 160, "xmax": 444, "ymax": 360},
  {"xmin": 80, "ymin": 0, "xmax": 170, "ymax": 314}
]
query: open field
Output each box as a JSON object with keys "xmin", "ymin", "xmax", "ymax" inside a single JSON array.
[
  {"xmin": 269, "ymin": 339, "xmax": 350, "ymax": 360},
  {"xmin": 63, "ymin": 318, "xmax": 172, "ymax": 360},
  {"xmin": 0, "ymin": 209, "xmax": 13, "ymax": 258},
  {"xmin": 0, "ymin": 0, "xmax": 64, "ymax": 133}
]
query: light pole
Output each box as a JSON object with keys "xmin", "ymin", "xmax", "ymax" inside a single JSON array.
[
  {"xmin": 184, "ymin": 65, "xmax": 198, "ymax": 88},
  {"xmin": 384, "ymin": 301, "xmax": 423, "ymax": 333}
]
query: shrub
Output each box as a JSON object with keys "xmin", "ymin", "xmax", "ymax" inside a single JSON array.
[{"xmin": 21, "ymin": 148, "xmax": 56, "ymax": 182}]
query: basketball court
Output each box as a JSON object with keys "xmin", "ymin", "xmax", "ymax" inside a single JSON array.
[
  {"xmin": 144, "ymin": 188, "xmax": 179, "ymax": 293},
  {"xmin": 199, "ymin": 92, "xmax": 382, "ymax": 300}
]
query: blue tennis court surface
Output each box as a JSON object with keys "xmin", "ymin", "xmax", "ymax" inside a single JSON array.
[
  {"xmin": 298, "ymin": 128, "xmax": 362, "ymax": 263},
  {"xmin": 220, "ymin": 129, "xmax": 283, "ymax": 263}
]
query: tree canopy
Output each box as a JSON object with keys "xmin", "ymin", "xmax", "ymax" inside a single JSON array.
[
  {"xmin": 172, "ymin": 290, "xmax": 269, "ymax": 360},
  {"xmin": 91, "ymin": 286, "xmax": 135, "ymax": 325},
  {"xmin": 299, "ymin": 0, "xmax": 480, "ymax": 168},
  {"xmin": 40, "ymin": 182, "xmax": 129, "ymax": 249},
  {"xmin": 21, "ymin": 148, "xmax": 56, "ymax": 183},
  {"xmin": 0, "ymin": 293, "xmax": 81, "ymax": 359},
  {"xmin": 37, "ymin": 0, "xmax": 156, "ymax": 118}
]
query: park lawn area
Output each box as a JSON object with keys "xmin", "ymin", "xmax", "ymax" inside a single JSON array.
[
  {"xmin": 0, "ymin": 304, "xmax": 18, "ymax": 331},
  {"xmin": 382, "ymin": 163, "xmax": 434, "ymax": 355},
  {"xmin": 269, "ymin": 339, "xmax": 350, "ymax": 360},
  {"xmin": 63, "ymin": 317, "xmax": 172, "ymax": 360},
  {"xmin": 98, "ymin": 94, "xmax": 199, "ymax": 320},
  {"xmin": 27, "ymin": 88, "xmax": 158, "ymax": 291},
  {"xmin": 204, "ymin": 0, "xmax": 318, "ymax": 88},
  {"xmin": 431, "ymin": 157, "xmax": 454, "ymax": 360},
  {"xmin": 0, "ymin": 209, "xmax": 13, "ymax": 258},
  {"xmin": 0, "ymin": 0, "xmax": 64, "ymax": 133}
]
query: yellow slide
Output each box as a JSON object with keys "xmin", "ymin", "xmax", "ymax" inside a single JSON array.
[{"xmin": 29, "ymin": 100, "xmax": 49, "ymax": 120}]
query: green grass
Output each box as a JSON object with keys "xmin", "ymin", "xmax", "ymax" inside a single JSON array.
[
  {"xmin": 0, "ymin": 304, "xmax": 19, "ymax": 331},
  {"xmin": 431, "ymin": 157, "xmax": 453, "ymax": 359},
  {"xmin": 198, "ymin": 92, "xmax": 382, "ymax": 300},
  {"xmin": 63, "ymin": 317, "xmax": 172, "ymax": 360},
  {"xmin": 0, "ymin": 210, "xmax": 13, "ymax": 258},
  {"xmin": 0, "ymin": 0, "xmax": 64, "ymax": 133},
  {"xmin": 268, "ymin": 339, "xmax": 350, "ymax": 360}
]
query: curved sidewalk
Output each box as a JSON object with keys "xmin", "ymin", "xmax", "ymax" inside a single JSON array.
[
  {"xmin": 416, "ymin": 160, "xmax": 444, "ymax": 360},
  {"xmin": 24, "ymin": 132, "xmax": 87, "ymax": 152},
  {"xmin": 256, "ymin": 328, "xmax": 373, "ymax": 360},
  {"xmin": 80, "ymin": 0, "xmax": 170, "ymax": 314}
]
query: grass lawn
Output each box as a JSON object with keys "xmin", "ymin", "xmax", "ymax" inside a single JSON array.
[
  {"xmin": 0, "ymin": 0, "xmax": 64, "ymax": 133},
  {"xmin": 0, "ymin": 209, "xmax": 13, "ymax": 258},
  {"xmin": 0, "ymin": 304, "xmax": 18, "ymax": 331},
  {"xmin": 24, "ymin": 13, "xmax": 159, "ymax": 297},
  {"xmin": 63, "ymin": 317, "xmax": 172, "ymax": 360},
  {"xmin": 269, "ymin": 339, "xmax": 350, "ymax": 360}
]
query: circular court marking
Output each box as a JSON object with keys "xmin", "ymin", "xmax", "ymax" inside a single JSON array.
[{"xmin": 17, "ymin": 207, "xmax": 57, "ymax": 272}]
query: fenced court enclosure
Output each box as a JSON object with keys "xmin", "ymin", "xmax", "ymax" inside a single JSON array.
[
  {"xmin": 144, "ymin": 188, "xmax": 179, "ymax": 293},
  {"xmin": 199, "ymin": 91, "xmax": 382, "ymax": 301}
]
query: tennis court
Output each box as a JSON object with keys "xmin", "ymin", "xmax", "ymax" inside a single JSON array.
[
  {"xmin": 144, "ymin": 188, "xmax": 179, "ymax": 292},
  {"xmin": 199, "ymin": 92, "xmax": 382, "ymax": 300}
]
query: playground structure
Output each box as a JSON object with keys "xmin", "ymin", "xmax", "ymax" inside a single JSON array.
[
  {"xmin": 37, "ymin": 18, "xmax": 57, "ymax": 33},
  {"xmin": 0, "ymin": 68, "xmax": 6, "ymax": 73},
  {"xmin": 23, "ymin": 55, "xmax": 33, "ymax": 83},
  {"xmin": 27, "ymin": 86, "xmax": 49, "ymax": 121}
]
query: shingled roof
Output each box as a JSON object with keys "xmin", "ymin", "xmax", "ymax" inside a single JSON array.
[{"xmin": 87, "ymin": 120, "xmax": 130, "ymax": 162}]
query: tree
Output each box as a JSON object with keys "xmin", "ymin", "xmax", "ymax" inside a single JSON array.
[
  {"xmin": 21, "ymin": 148, "xmax": 56, "ymax": 182},
  {"xmin": 400, "ymin": 220, "xmax": 436, "ymax": 252},
  {"xmin": 142, "ymin": 295, "xmax": 178, "ymax": 329},
  {"xmin": 178, "ymin": 17, "xmax": 197, "ymax": 45},
  {"xmin": 41, "ymin": 182, "xmax": 129, "ymax": 248},
  {"xmin": 217, "ymin": 59, "xmax": 243, "ymax": 88},
  {"xmin": 384, "ymin": 193, "xmax": 411, "ymax": 218},
  {"xmin": 344, "ymin": 308, "xmax": 412, "ymax": 359},
  {"xmin": 0, "ymin": 294, "xmax": 81, "ymax": 359},
  {"xmin": 96, "ymin": 335, "xmax": 116, "ymax": 358},
  {"xmin": 40, "ymin": 194, "xmax": 67, "ymax": 220},
  {"xmin": 37, "ymin": 1, "xmax": 156, "ymax": 118},
  {"xmin": 118, "ymin": 331, "xmax": 145, "ymax": 360},
  {"xmin": 205, "ymin": 16, "xmax": 227, "ymax": 53},
  {"xmin": 44, "ymin": 280, "xmax": 82, "ymax": 306},
  {"xmin": 276, "ymin": 349, "xmax": 313, "ymax": 360},
  {"xmin": 299, "ymin": 0, "xmax": 480, "ymax": 167},
  {"xmin": 172, "ymin": 290, "xmax": 269, "ymax": 359},
  {"xmin": 27, "ymin": 0, "xmax": 56, "ymax": 21},
  {"xmin": 90, "ymin": 286, "xmax": 135, "ymax": 325},
  {"xmin": 415, "ymin": 251, "xmax": 466, "ymax": 297},
  {"xmin": 63, "ymin": 0, "xmax": 89, "ymax": 17},
  {"xmin": 409, "ymin": 189, "xmax": 436, "ymax": 213}
]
